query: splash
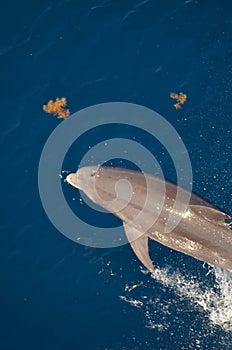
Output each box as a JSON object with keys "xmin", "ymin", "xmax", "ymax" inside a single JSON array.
[
  {"xmin": 120, "ymin": 265, "xmax": 232, "ymax": 332},
  {"xmin": 149, "ymin": 266, "xmax": 232, "ymax": 331}
]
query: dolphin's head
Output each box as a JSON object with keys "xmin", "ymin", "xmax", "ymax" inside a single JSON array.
[
  {"xmin": 66, "ymin": 166, "xmax": 100, "ymax": 193},
  {"xmin": 66, "ymin": 165, "xmax": 141, "ymax": 210}
]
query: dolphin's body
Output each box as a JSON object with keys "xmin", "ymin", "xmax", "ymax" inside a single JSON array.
[{"xmin": 66, "ymin": 166, "xmax": 232, "ymax": 272}]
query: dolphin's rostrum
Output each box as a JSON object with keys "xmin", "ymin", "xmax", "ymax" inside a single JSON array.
[{"xmin": 66, "ymin": 166, "xmax": 232, "ymax": 273}]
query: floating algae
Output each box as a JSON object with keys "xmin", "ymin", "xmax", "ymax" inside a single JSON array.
[
  {"xmin": 43, "ymin": 97, "xmax": 70, "ymax": 119},
  {"xmin": 170, "ymin": 92, "xmax": 187, "ymax": 109}
]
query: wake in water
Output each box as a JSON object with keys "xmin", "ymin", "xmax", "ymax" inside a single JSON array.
[
  {"xmin": 149, "ymin": 265, "xmax": 232, "ymax": 332},
  {"xmin": 119, "ymin": 265, "xmax": 232, "ymax": 332}
]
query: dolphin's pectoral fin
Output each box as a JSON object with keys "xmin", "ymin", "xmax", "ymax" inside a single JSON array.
[{"xmin": 123, "ymin": 223, "xmax": 155, "ymax": 273}]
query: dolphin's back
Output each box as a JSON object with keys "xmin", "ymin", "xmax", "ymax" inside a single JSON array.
[{"xmin": 67, "ymin": 166, "xmax": 232, "ymax": 272}]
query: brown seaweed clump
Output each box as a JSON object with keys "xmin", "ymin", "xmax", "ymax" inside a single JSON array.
[
  {"xmin": 170, "ymin": 92, "xmax": 187, "ymax": 109},
  {"xmin": 43, "ymin": 97, "xmax": 70, "ymax": 119}
]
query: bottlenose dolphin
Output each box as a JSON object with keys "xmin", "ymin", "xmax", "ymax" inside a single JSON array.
[{"xmin": 66, "ymin": 166, "xmax": 232, "ymax": 273}]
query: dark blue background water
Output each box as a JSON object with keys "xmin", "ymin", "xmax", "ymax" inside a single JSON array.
[{"xmin": 1, "ymin": 0, "xmax": 232, "ymax": 349}]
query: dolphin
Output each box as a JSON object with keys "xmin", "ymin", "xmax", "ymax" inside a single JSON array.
[{"xmin": 66, "ymin": 166, "xmax": 232, "ymax": 273}]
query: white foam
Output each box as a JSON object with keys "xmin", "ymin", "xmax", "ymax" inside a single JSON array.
[
  {"xmin": 149, "ymin": 266, "xmax": 232, "ymax": 331},
  {"xmin": 120, "ymin": 265, "xmax": 232, "ymax": 333}
]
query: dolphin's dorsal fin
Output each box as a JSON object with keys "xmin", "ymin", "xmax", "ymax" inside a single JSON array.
[
  {"xmin": 189, "ymin": 205, "xmax": 230, "ymax": 225},
  {"xmin": 123, "ymin": 223, "xmax": 155, "ymax": 272}
]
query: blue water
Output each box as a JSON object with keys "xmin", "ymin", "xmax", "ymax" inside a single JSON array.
[{"xmin": 1, "ymin": 0, "xmax": 232, "ymax": 349}]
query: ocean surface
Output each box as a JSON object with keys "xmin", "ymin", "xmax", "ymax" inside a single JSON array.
[{"xmin": 1, "ymin": 0, "xmax": 232, "ymax": 349}]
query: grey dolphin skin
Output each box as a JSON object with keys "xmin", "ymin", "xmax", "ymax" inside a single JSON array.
[{"xmin": 66, "ymin": 166, "xmax": 232, "ymax": 273}]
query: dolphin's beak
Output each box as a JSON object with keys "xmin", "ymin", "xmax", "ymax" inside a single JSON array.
[{"xmin": 66, "ymin": 173, "xmax": 79, "ymax": 189}]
